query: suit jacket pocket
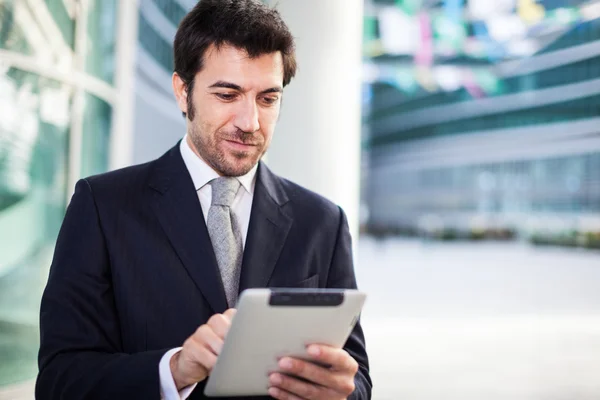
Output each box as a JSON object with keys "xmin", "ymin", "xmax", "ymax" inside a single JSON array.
[{"xmin": 290, "ymin": 274, "xmax": 319, "ymax": 288}]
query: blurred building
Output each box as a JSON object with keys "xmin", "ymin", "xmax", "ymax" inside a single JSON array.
[{"xmin": 362, "ymin": 0, "xmax": 600, "ymax": 248}]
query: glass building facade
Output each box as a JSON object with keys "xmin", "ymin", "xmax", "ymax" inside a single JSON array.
[
  {"xmin": 362, "ymin": 1, "xmax": 600, "ymax": 247},
  {"xmin": 0, "ymin": 0, "xmax": 118, "ymax": 388}
]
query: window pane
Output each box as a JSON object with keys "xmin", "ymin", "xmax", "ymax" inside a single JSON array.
[
  {"xmin": 0, "ymin": 67, "xmax": 69, "ymax": 386},
  {"xmin": 85, "ymin": 0, "xmax": 117, "ymax": 83}
]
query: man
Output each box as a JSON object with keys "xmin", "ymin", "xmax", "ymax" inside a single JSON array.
[{"xmin": 36, "ymin": 1, "xmax": 371, "ymax": 399}]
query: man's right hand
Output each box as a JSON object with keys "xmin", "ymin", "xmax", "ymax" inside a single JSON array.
[{"xmin": 170, "ymin": 308, "xmax": 237, "ymax": 390}]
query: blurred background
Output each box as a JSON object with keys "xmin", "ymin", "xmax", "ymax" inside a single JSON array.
[{"xmin": 0, "ymin": 0, "xmax": 599, "ymax": 399}]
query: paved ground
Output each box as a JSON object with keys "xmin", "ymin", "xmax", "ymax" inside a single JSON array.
[{"xmin": 355, "ymin": 238, "xmax": 600, "ymax": 400}]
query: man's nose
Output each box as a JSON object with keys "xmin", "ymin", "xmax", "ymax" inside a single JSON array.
[{"xmin": 234, "ymin": 99, "xmax": 260, "ymax": 133}]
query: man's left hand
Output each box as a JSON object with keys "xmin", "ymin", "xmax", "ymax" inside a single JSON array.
[{"xmin": 268, "ymin": 344, "xmax": 359, "ymax": 400}]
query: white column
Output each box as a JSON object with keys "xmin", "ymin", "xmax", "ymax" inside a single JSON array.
[
  {"xmin": 109, "ymin": 0, "xmax": 140, "ymax": 170},
  {"xmin": 266, "ymin": 0, "xmax": 364, "ymax": 238}
]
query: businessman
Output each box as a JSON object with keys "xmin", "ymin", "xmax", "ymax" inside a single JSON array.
[{"xmin": 36, "ymin": 1, "xmax": 371, "ymax": 399}]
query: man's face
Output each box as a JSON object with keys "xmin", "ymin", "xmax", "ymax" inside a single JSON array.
[{"xmin": 173, "ymin": 44, "xmax": 284, "ymax": 177}]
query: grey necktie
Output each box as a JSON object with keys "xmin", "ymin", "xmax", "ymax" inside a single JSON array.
[{"xmin": 207, "ymin": 177, "xmax": 243, "ymax": 307}]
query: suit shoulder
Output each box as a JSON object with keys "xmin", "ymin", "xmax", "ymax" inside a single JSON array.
[
  {"xmin": 279, "ymin": 178, "xmax": 341, "ymax": 222},
  {"xmin": 83, "ymin": 160, "xmax": 155, "ymax": 195}
]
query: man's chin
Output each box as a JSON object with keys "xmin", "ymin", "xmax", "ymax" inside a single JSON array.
[{"xmin": 220, "ymin": 155, "xmax": 258, "ymax": 177}]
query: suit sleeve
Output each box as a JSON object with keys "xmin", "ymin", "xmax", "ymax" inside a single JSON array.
[
  {"xmin": 36, "ymin": 179, "xmax": 168, "ymax": 400},
  {"xmin": 326, "ymin": 207, "xmax": 373, "ymax": 400}
]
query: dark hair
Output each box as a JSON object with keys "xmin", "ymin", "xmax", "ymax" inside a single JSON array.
[{"xmin": 174, "ymin": 0, "xmax": 297, "ymax": 119}]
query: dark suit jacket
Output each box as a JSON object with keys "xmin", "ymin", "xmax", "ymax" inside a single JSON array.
[{"xmin": 36, "ymin": 143, "xmax": 372, "ymax": 399}]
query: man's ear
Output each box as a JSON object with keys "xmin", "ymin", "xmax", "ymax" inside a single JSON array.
[{"xmin": 172, "ymin": 73, "xmax": 188, "ymax": 115}]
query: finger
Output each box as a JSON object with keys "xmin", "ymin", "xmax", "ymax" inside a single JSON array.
[
  {"xmin": 223, "ymin": 308, "xmax": 237, "ymax": 319},
  {"xmin": 268, "ymin": 386, "xmax": 308, "ymax": 400},
  {"xmin": 191, "ymin": 325, "xmax": 224, "ymax": 355},
  {"xmin": 307, "ymin": 345, "xmax": 359, "ymax": 374},
  {"xmin": 207, "ymin": 313, "xmax": 232, "ymax": 338},
  {"xmin": 182, "ymin": 338, "xmax": 218, "ymax": 374},
  {"xmin": 194, "ymin": 347, "xmax": 218, "ymax": 373},
  {"xmin": 269, "ymin": 373, "xmax": 333, "ymax": 400},
  {"xmin": 277, "ymin": 357, "xmax": 341, "ymax": 393}
]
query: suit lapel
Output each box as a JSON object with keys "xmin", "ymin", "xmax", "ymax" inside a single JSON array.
[
  {"xmin": 148, "ymin": 144, "xmax": 228, "ymax": 314},
  {"xmin": 239, "ymin": 162, "xmax": 293, "ymax": 291}
]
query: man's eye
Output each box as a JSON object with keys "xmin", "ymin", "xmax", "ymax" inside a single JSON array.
[
  {"xmin": 216, "ymin": 93, "xmax": 236, "ymax": 101},
  {"xmin": 262, "ymin": 97, "xmax": 278, "ymax": 105}
]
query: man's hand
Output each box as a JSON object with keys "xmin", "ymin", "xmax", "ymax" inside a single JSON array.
[
  {"xmin": 170, "ymin": 308, "xmax": 236, "ymax": 390},
  {"xmin": 268, "ymin": 344, "xmax": 359, "ymax": 400}
]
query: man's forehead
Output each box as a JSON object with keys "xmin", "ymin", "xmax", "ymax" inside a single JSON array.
[
  {"xmin": 200, "ymin": 44, "xmax": 284, "ymax": 89},
  {"xmin": 203, "ymin": 44, "xmax": 283, "ymax": 70}
]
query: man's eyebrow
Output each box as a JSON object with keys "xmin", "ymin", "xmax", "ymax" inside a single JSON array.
[
  {"xmin": 208, "ymin": 81, "xmax": 243, "ymax": 91},
  {"xmin": 208, "ymin": 81, "xmax": 283, "ymax": 94},
  {"xmin": 260, "ymin": 87, "xmax": 283, "ymax": 94}
]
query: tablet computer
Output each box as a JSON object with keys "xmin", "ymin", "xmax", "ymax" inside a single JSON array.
[{"xmin": 204, "ymin": 288, "xmax": 366, "ymax": 397}]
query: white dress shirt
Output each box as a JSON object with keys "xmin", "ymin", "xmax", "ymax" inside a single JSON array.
[{"xmin": 159, "ymin": 135, "xmax": 257, "ymax": 399}]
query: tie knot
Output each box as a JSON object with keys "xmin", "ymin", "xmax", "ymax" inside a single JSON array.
[{"xmin": 211, "ymin": 177, "xmax": 240, "ymax": 207}]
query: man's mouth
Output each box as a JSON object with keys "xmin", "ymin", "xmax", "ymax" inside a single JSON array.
[{"xmin": 224, "ymin": 139, "xmax": 257, "ymax": 151}]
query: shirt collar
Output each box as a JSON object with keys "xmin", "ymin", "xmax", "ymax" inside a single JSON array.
[{"xmin": 179, "ymin": 135, "xmax": 258, "ymax": 194}]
